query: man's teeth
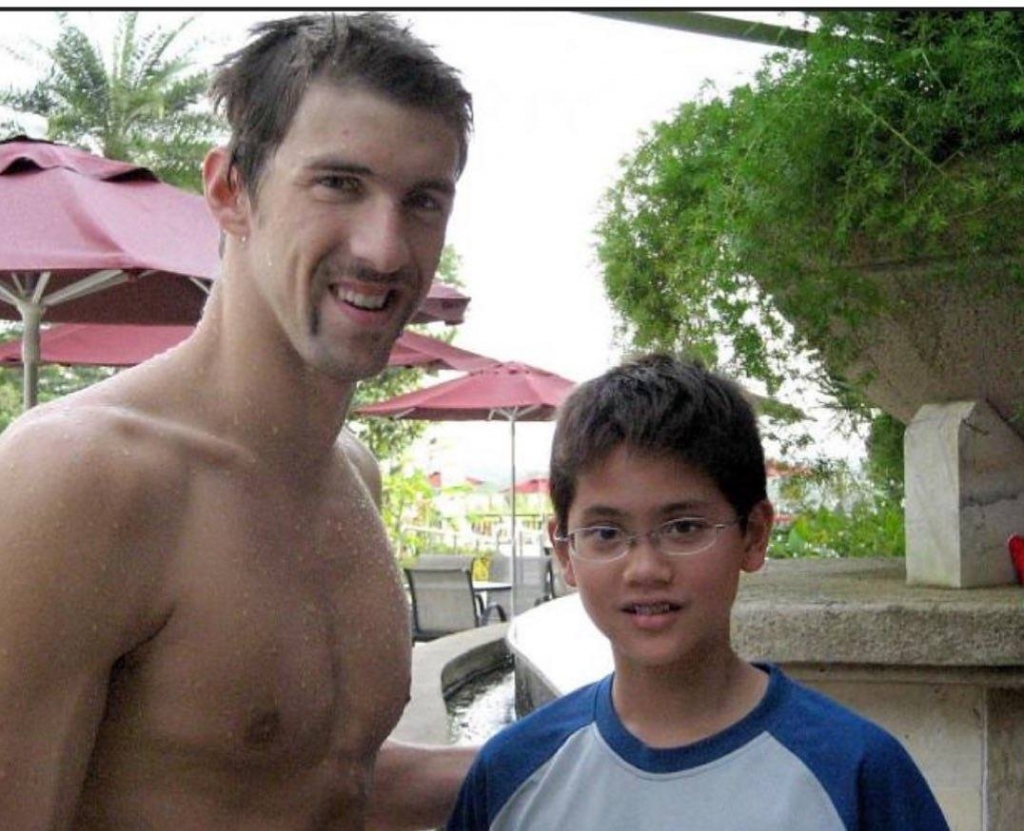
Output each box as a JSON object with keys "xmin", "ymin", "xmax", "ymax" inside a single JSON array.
[{"xmin": 332, "ymin": 286, "xmax": 388, "ymax": 310}]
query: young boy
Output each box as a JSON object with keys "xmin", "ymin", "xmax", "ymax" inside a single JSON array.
[{"xmin": 446, "ymin": 354, "xmax": 949, "ymax": 830}]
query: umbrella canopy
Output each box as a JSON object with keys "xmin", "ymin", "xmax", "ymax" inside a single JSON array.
[
  {"xmin": 357, "ymin": 361, "xmax": 576, "ymax": 591},
  {"xmin": 356, "ymin": 361, "xmax": 574, "ymax": 422},
  {"xmin": 413, "ymin": 281, "xmax": 471, "ymax": 326},
  {"xmin": 508, "ymin": 476, "xmax": 550, "ymax": 495},
  {"xmin": 0, "ymin": 137, "xmax": 218, "ymax": 322},
  {"xmin": 0, "ymin": 323, "xmax": 494, "ymax": 373},
  {"xmin": 0, "ymin": 323, "xmax": 192, "ymax": 368},
  {"xmin": 386, "ymin": 330, "xmax": 495, "ymax": 372},
  {"xmin": 0, "ymin": 136, "xmax": 218, "ymax": 407}
]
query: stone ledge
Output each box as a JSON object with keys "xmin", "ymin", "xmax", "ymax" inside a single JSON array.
[
  {"xmin": 391, "ymin": 623, "xmax": 511, "ymax": 745},
  {"xmin": 734, "ymin": 558, "xmax": 1024, "ymax": 668}
]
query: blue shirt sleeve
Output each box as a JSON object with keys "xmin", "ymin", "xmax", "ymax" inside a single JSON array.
[
  {"xmin": 446, "ymin": 754, "xmax": 491, "ymax": 831},
  {"xmin": 857, "ymin": 731, "xmax": 950, "ymax": 831}
]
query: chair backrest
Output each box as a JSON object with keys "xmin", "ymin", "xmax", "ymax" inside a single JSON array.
[
  {"xmin": 488, "ymin": 552, "xmax": 512, "ymax": 583},
  {"xmin": 512, "ymin": 554, "xmax": 553, "ymax": 613},
  {"xmin": 404, "ymin": 565, "xmax": 478, "ymax": 641},
  {"xmin": 549, "ymin": 555, "xmax": 571, "ymax": 598},
  {"xmin": 413, "ymin": 554, "xmax": 478, "ymax": 571}
]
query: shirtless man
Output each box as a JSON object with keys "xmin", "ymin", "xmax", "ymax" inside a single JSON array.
[{"xmin": 0, "ymin": 13, "xmax": 474, "ymax": 830}]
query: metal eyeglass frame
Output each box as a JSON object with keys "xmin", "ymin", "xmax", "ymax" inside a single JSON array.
[{"xmin": 553, "ymin": 516, "xmax": 743, "ymax": 562}]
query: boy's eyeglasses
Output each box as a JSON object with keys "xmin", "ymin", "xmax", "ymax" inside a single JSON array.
[{"xmin": 554, "ymin": 517, "xmax": 742, "ymax": 562}]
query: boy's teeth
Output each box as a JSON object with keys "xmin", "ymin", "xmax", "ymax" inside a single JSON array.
[{"xmin": 632, "ymin": 603, "xmax": 675, "ymax": 615}]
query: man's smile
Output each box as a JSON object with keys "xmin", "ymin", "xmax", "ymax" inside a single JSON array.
[{"xmin": 329, "ymin": 283, "xmax": 393, "ymax": 311}]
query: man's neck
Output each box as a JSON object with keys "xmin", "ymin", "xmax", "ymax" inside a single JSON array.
[{"xmin": 159, "ymin": 289, "xmax": 359, "ymax": 465}]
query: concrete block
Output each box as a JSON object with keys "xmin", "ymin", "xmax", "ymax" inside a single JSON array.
[{"xmin": 906, "ymin": 400, "xmax": 1024, "ymax": 587}]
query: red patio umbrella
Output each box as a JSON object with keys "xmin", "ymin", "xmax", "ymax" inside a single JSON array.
[
  {"xmin": 0, "ymin": 323, "xmax": 494, "ymax": 373},
  {"xmin": 0, "ymin": 136, "xmax": 218, "ymax": 408},
  {"xmin": 414, "ymin": 281, "xmax": 471, "ymax": 326},
  {"xmin": 508, "ymin": 476, "xmax": 550, "ymax": 495},
  {"xmin": 357, "ymin": 361, "xmax": 576, "ymax": 570},
  {"xmin": 386, "ymin": 330, "xmax": 495, "ymax": 371},
  {"xmin": 0, "ymin": 323, "xmax": 193, "ymax": 368}
]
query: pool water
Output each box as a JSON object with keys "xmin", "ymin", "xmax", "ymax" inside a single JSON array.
[{"xmin": 446, "ymin": 665, "xmax": 516, "ymax": 745}]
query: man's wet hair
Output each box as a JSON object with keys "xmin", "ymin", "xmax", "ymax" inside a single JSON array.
[
  {"xmin": 549, "ymin": 353, "xmax": 767, "ymax": 534},
  {"xmin": 210, "ymin": 12, "xmax": 473, "ymax": 203}
]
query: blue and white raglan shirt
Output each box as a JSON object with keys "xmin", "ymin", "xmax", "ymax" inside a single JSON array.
[{"xmin": 446, "ymin": 664, "xmax": 949, "ymax": 831}]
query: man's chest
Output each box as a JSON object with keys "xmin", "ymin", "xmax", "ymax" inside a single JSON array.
[{"xmin": 104, "ymin": 474, "xmax": 412, "ymax": 772}]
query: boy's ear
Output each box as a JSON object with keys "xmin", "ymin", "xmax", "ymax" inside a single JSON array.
[
  {"xmin": 740, "ymin": 499, "xmax": 774, "ymax": 574},
  {"xmin": 548, "ymin": 517, "xmax": 577, "ymax": 588},
  {"xmin": 202, "ymin": 146, "xmax": 252, "ymax": 241}
]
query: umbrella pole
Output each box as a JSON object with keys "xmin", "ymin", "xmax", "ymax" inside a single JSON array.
[
  {"xmin": 510, "ymin": 415, "xmax": 517, "ymax": 617},
  {"xmin": 20, "ymin": 303, "xmax": 42, "ymax": 411}
]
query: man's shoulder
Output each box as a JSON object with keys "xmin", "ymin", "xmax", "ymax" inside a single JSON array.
[
  {"xmin": 0, "ymin": 395, "xmax": 216, "ymax": 553},
  {"xmin": 336, "ymin": 427, "xmax": 382, "ymax": 504},
  {"xmin": 3, "ymin": 399, "xmax": 139, "ymax": 480},
  {"xmin": 0, "ymin": 399, "xmax": 183, "ymax": 639},
  {"xmin": 3, "ymin": 396, "xmax": 188, "ymax": 483}
]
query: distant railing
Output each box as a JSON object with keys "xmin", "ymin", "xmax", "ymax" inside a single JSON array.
[{"xmin": 402, "ymin": 525, "xmax": 490, "ymax": 558}]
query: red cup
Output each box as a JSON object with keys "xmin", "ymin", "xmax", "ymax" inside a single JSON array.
[{"xmin": 1009, "ymin": 535, "xmax": 1024, "ymax": 586}]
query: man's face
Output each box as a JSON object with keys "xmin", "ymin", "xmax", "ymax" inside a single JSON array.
[
  {"xmin": 552, "ymin": 445, "xmax": 770, "ymax": 676},
  {"xmin": 239, "ymin": 81, "xmax": 461, "ymax": 381}
]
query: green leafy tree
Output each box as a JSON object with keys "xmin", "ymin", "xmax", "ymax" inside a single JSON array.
[
  {"xmin": 770, "ymin": 459, "xmax": 905, "ymax": 559},
  {"xmin": 597, "ymin": 10, "xmax": 1024, "ymax": 404},
  {"xmin": 0, "ymin": 11, "xmax": 223, "ymax": 191},
  {"xmin": 381, "ymin": 467, "xmax": 439, "ymax": 561}
]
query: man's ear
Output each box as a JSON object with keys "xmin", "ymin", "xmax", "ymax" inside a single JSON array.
[
  {"xmin": 548, "ymin": 517, "xmax": 577, "ymax": 588},
  {"xmin": 203, "ymin": 146, "xmax": 251, "ymax": 240},
  {"xmin": 740, "ymin": 499, "xmax": 774, "ymax": 574}
]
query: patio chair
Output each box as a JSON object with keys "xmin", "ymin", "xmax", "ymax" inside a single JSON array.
[
  {"xmin": 404, "ymin": 565, "xmax": 506, "ymax": 642},
  {"xmin": 538, "ymin": 544, "xmax": 574, "ymax": 599},
  {"xmin": 488, "ymin": 550, "xmax": 561, "ymax": 614},
  {"xmin": 411, "ymin": 554, "xmax": 478, "ymax": 571},
  {"xmin": 513, "ymin": 554, "xmax": 555, "ymax": 612}
]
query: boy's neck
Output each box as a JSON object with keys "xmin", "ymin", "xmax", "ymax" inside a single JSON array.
[{"xmin": 610, "ymin": 652, "xmax": 768, "ymax": 749}]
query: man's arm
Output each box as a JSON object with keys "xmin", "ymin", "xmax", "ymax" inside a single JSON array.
[
  {"xmin": 366, "ymin": 739, "xmax": 477, "ymax": 831},
  {"xmin": 0, "ymin": 412, "xmax": 168, "ymax": 828},
  {"xmin": 338, "ymin": 428, "xmax": 473, "ymax": 829}
]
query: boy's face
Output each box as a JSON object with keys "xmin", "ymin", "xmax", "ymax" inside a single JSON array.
[{"xmin": 550, "ymin": 444, "xmax": 772, "ymax": 675}]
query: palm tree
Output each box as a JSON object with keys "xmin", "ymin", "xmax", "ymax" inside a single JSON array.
[{"xmin": 0, "ymin": 12, "xmax": 223, "ymax": 192}]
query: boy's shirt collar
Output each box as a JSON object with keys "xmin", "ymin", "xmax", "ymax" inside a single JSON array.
[{"xmin": 594, "ymin": 663, "xmax": 782, "ymax": 774}]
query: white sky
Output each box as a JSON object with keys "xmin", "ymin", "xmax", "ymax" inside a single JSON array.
[{"xmin": 1, "ymin": 8, "xmax": 863, "ymax": 484}]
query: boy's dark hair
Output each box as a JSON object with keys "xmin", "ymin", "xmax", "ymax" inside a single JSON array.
[
  {"xmin": 549, "ymin": 353, "xmax": 767, "ymax": 533},
  {"xmin": 210, "ymin": 12, "xmax": 473, "ymax": 203}
]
